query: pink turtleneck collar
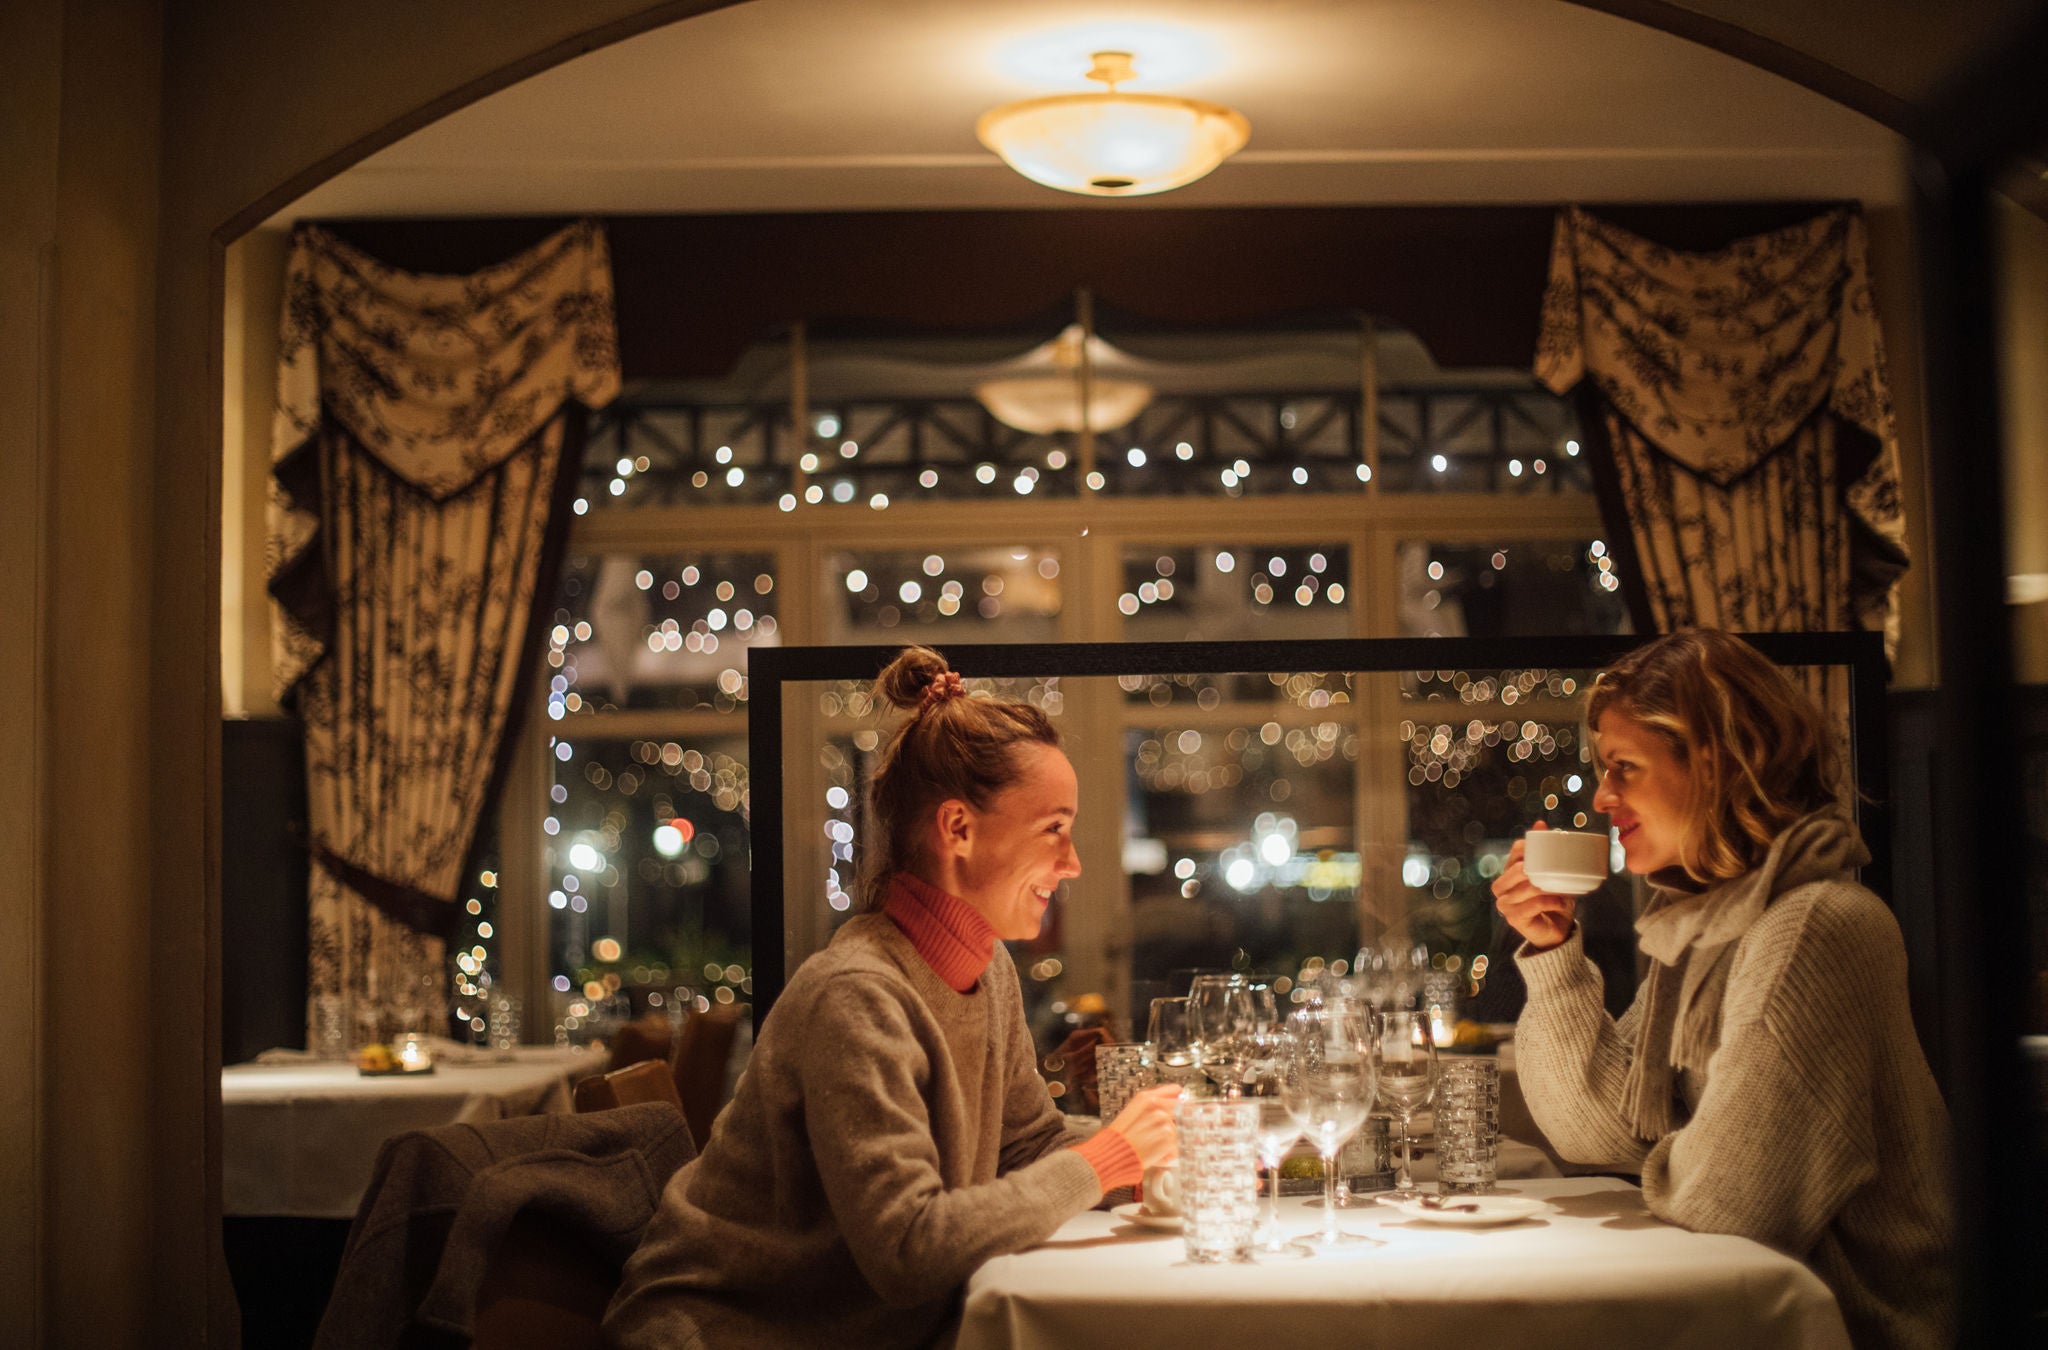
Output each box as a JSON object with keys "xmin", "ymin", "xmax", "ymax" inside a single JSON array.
[{"xmin": 884, "ymin": 873, "xmax": 999, "ymax": 993}]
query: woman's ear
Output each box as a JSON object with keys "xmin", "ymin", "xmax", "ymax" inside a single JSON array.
[{"xmin": 934, "ymin": 798, "xmax": 973, "ymax": 861}]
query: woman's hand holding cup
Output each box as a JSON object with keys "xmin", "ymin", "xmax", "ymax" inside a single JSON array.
[
  {"xmin": 1492, "ymin": 821, "xmax": 1579, "ymax": 952},
  {"xmin": 1108, "ymin": 1082, "xmax": 1182, "ymax": 1169}
]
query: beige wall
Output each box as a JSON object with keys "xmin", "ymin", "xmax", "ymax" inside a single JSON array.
[
  {"xmin": 0, "ymin": 2, "xmax": 62, "ymax": 1336},
  {"xmin": 1, "ymin": 0, "xmax": 165, "ymax": 1341},
  {"xmin": 221, "ymin": 228, "xmax": 286, "ymax": 719},
  {"xmin": 1995, "ymin": 194, "xmax": 2048, "ymax": 682}
]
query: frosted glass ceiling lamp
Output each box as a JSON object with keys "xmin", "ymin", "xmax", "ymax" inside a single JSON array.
[{"xmin": 976, "ymin": 51, "xmax": 1249, "ymax": 198}]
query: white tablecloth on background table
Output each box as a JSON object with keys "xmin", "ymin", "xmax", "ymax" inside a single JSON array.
[
  {"xmin": 958, "ymin": 1177, "xmax": 1848, "ymax": 1350},
  {"xmin": 222, "ymin": 1047, "xmax": 601, "ymax": 1218}
]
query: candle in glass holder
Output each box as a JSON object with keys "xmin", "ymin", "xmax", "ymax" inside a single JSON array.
[{"xmin": 397, "ymin": 1032, "xmax": 433, "ymax": 1071}]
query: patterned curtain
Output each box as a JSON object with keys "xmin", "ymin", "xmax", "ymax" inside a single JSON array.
[
  {"xmin": 267, "ymin": 221, "xmax": 621, "ymax": 1035},
  {"xmin": 1534, "ymin": 206, "xmax": 1911, "ymax": 702}
]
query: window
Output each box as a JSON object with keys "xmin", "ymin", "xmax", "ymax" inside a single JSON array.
[{"xmin": 488, "ymin": 322, "xmax": 1617, "ymax": 1054}]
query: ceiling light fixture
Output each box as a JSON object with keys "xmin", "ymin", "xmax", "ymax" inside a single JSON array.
[{"xmin": 976, "ymin": 51, "xmax": 1249, "ymax": 198}]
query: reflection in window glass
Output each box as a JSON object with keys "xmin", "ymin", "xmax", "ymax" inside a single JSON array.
[
  {"xmin": 543, "ymin": 735, "xmax": 753, "ymax": 1036},
  {"xmin": 581, "ymin": 328, "xmax": 1585, "ymax": 509},
  {"xmin": 795, "ymin": 684, "xmax": 1070, "ymax": 1021},
  {"xmin": 1119, "ymin": 544, "xmax": 1351, "ymax": 707},
  {"xmin": 1397, "ymin": 539, "xmax": 1628, "ymax": 638},
  {"xmin": 1120, "ymin": 544, "xmax": 1350, "ymax": 637},
  {"xmin": 824, "ymin": 546, "xmax": 1061, "ymax": 644},
  {"xmin": 1370, "ymin": 668, "xmax": 1636, "ymax": 1022},
  {"xmin": 549, "ymin": 553, "xmax": 778, "ymax": 716},
  {"xmin": 1124, "ymin": 716, "xmax": 1360, "ymax": 1026}
]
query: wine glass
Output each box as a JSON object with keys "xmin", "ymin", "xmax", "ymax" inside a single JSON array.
[
  {"xmin": 1145, "ymin": 996, "xmax": 1197, "ymax": 1090},
  {"xmin": 1281, "ymin": 1003, "xmax": 1382, "ymax": 1246},
  {"xmin": 1374, "ymin": 1009, "xmax": 1437, "ymax": 1203},
  {"xmin": 1188, "ymin": 974, "xmax": 1249, "ymax": 1096},
  {"xmin": 1242, "ymin": 1011, "xmax": 1312, "ymax": 1260},
  {"xmin": 1351, "ymin": 945, "xmax": 1392, "ymax": 1011},
  {"xmin": 1384, "ymin": 942, "xmax": 1430, "ymax": 1012}
]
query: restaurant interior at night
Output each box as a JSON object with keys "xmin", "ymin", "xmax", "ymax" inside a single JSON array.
[{"xmin": 9, "ymin": 0, "xmax": 2048, "ymax": 1345}]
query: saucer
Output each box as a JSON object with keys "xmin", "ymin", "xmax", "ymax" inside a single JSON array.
[
  {"xmin": 1389, "ymin": 1194, "xmax": 1548, "ymax": 1226},
  {"xmin": 1111, "ymin": 1202, "xmax": 1183, "ymax": 1232}
]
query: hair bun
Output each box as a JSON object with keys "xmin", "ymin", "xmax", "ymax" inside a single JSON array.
[{"xmin": 874, "ymin": 645, "xmax": 954, "ymax": 712}]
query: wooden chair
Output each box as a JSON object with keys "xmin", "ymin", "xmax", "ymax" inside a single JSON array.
[
  {"xmin": 605, "ymin": 1013, "xmax": 675, "ymax": 1073},
  {"xmin": 572, "ymin": 1056, "xmax": 683, "ymax": 1115},
  {"xmin": 670, "ymin": 1004, "xmax": 743, "ymax": 1149},
  {"xmin": 471, "ymin": 1212, "xmax": 615, "ymax": 1350}
]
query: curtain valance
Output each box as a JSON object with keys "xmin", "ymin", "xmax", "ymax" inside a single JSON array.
[
  {"xmin": 269, "ymin": 220, "xmax": 620, "ymax": 697},
  {"xmin": 1535, "ymin": 205, "xmax": 1895, "ymax": 484}
]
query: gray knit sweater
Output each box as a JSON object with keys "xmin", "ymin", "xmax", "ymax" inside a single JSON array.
[
  {"xmin": 604, "ymin": 915, "xmax": 1102, "ymax": 1350},
  {"xmin": 1516, "ymin": 809, "xmax": 1954, "ymax": 1350}
]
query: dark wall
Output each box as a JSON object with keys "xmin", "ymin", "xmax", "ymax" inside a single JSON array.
[
  {"xmin": 1888, "ymin": 689, "xmax": 1949, "ymax": 1083},
  {"xmin": 222, "ymin": 716, "xmax": 308, "ymax": 1064},
  {"xmin": 321, "ymin": 202, "xmax": 1840, "ymax": 381}
]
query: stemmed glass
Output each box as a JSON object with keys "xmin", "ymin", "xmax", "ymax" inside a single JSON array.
[
  {"xmin": 1281, "ymin": 1002, "xmax": 1382, "ymax": 1247},
  {"xmin": 1145, "ymin": 996, "xmax": 1197, "ymax": 1090},
  {"xmin": 1242, "ymin": 993, "xmax": 1312, "ymax": 1259},
  {"xmin": 1351, "ymin": 945, "xmax": 1392, "ymax": 1011},
  {"xmin": 1374, "ymin": 1009, "xmax": 1438, "ymax": 1203},
  {"xmin": 1382, "ymin": 942, "xmax": 1431, "ymax": 1012},
  {"xmin": 1188, "ymin": 973, "xmax": 1250, "ymax": 1096}
]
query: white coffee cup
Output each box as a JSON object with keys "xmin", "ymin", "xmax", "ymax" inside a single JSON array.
[
  {"xmin": 1139, "ymin": 1163, "xmax": 1181, "ymax": 1218},
  {"xmin": 1522, "ymin": 828, "xmax": 1612, "ymax": 895}
]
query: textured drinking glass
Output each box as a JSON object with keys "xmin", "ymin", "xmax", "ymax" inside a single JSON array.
[
  {"xmin": 312, "ymin": 994, "xmax": 350, "ymax": 1061},
  {"xmin": 1176, "ymin": 1099, "xmax": 1261, "ymax": 1264},
  {"xmin": 1421, "ymin": 969, "xmax": 1462, "ymax": 1042},
  {"xmin": 1095, "ymin": 1043, "xmax": 1152, "ymax": 1123},
  {"xmin": 489, "ymin": 993, "xmax": 523, "ymax": 1051},
  {"xmin": 1436, "ymin": 1057, "xmax": 1501, "ymax": 1195}
]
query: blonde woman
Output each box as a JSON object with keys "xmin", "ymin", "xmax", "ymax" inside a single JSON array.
[
  {"xmin": 1493, "ymin": 629, "xmax": 1952, "ymax": 1350},
  {"xmin": 607, "ymin": 646, "xmax": 1179, "ymax": 1349}
]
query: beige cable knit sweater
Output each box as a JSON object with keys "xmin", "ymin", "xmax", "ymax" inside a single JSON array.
[
  {"xmin": 1516, "ymin": 809, "xmax": 1954, "ymax": 1350},
  {"xmin": 604, "ymin": 914, "xmax": 1102, "ymax": 1350}
]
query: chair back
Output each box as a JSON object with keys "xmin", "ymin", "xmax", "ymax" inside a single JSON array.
[
  {"xmin": 606, "ymin": 1013, "xmax": 674, "ymax": 1072},
  {"xmin": 471, "ymin": 1209, "xmax": 614, "ymax": 1350},
  {"xmin": 671, "ymin": 1005, "xmax": 744, "ymax": 1148},
  {"xmin": 572, "ymin": 1057, "xmax": 682, "ymax": 1115}
]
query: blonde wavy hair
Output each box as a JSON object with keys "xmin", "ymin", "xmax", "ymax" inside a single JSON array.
[
  {"xmin": 857, "ymin": 646, "xmax": 1061, "ymax": 913},
  {"xmin": 1586, "ymin": 629, "xmax": 1843, "ymax": 884}
]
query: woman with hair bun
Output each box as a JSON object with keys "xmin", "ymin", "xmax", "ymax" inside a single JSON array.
[
  {"xmin": 608, "ymin": 646, "xmax": 1180, "ymax": 1349},
  {"xmin": 1493, "ymin": 628, "xmax": 1952, "ymax": 1350}
]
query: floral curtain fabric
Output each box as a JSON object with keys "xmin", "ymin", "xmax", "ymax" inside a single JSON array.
[
  {"xmin": 1535, "ymin": 206, "xmax": 1910, "ymax": 672},
  {"xmin": 267, "ymin": 221, "xmax": 620, "ymax": 1034}
]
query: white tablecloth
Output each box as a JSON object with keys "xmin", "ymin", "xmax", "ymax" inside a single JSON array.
[
  {"xmin": 221, "ymin": 1047, "xmax": 601, "ymax": 1218},
  {"xmin": 959, "ymin": 1177, "xmax": 1848, "ymax": 1350}
]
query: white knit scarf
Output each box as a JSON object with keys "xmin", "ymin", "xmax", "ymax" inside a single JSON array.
[{"xmin": 1619, "ymin": 806, "xmax": 1870, "ymax": 1139}]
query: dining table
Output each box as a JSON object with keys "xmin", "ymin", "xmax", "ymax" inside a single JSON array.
[
  {"xmin": 957, "ymin": 1176, "xmax": 1849, "ymax": 1350},
  {"xmin": 220, "ymin": 1044, "xmax": 603, "ymax": 1219}
]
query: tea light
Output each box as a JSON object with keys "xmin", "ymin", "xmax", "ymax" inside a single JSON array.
[{"xmin": 397, "ymin": 1032, "xmax": 433, "ymax": 1071}]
